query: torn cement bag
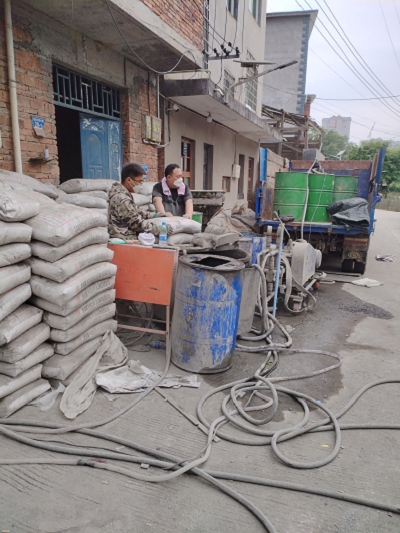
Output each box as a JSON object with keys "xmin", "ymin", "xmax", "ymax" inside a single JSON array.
[
  {"xmin": 52, "ymin": 319, "xmax": 117, "ymax": 355},
  {"xmin": 0, "ymin": 190, "xmax": 40, "ymax": 221},
  {"xmin": 60, "ymin": 330, "xmax": 128, "ymax": 419},
  {"xmin": 79, "ymin": 190, "xmax": 108, "ymax": 201},
  {"xmin": 0, "ymin": 263, "xmax": 30, "ymax": 296},
  {"xmin": 0, "ymin": 283, "xmax": 32, "ymax": 322},
  {"xmin": 151, "ymin": 216, "xmax": 201, "ymax": 235},
  {"xmin": 24, "ymin": 203, "xmax": 107, "ymax": 246},
  {"xmin": 0, "ymin": 304, "xmax": 43, "ymax": 346},
  {"xmin": 56, "ymin": 193, "xmax": 108, "ymax": 209},
  {"xmin": 27, "ymin": 245, "xmax": 114, "ymax": 283},
  {"xmin": 0, "ymin": 170, "xmax": 60, "ymax": 199},
  {"xmin": 0, "ymin": 364, "xmax": 42, "ymax": 399},
  {"xmin": 59, "ymin": 179, "xmax": 114, "ymax": 194},
  {"xmin": 0, "ymin": 343, "xmax": 53, "ymax": 377},
  {"xmin": 30, "ymin": 275, "xmax": 115, "ymax": 316},
  {"xmin": 41, "ymin": 336, "xmax": 104, "ymax": 381},
  {"xmin": 0, "ymin": 243, "xmax": 31, "ymax": 268},
  {"xmin": 49, "ymin": 304, "xmax": 116, "ymax": 343},
  {"xmin": 44, "ymin": 292, "xmax": 116, "ymax": 331},
  {"xmin": 30, "ymin": 227, "xmax": 109, "ymax": 263},
  {"xmin": 0, "ymin": 322, "xmax": 50, "ymax": 363},
  {"xmin": 0, "ymin": 378, "xmax": 51, "ymax": 418},
  {"xmin": 205, "ymin": 207, "xmax": 253, "ymax": 235},
  {"xmin": 167, "ymin": 233, "xmax": 194, "ymax": 246},
  {"xmin": 30, "ymin": 262, "xmax": 117, "ymax": 305},
  {"xmin": 0, "ymin": 220, "xmax": 32, "ymax": 246}
]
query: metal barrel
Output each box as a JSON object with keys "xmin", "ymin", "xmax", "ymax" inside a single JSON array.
[
  {"xmin": 273, "ymin": 172, "xmax": 308, "ymax": 221},
  {"xmin": 332, "ymin": 175, "xmax": 358, "ymax": 202},
  {"xmin": 171, "ymin": 254, "xmax": 244, "ymax": 374},
  {"xmin": 241, "ymin": 232, "xmax": 266, "ymax": 264},
  {"xmin": 305, "ymin": 174, "xmax": 334, "ymax": 223}
]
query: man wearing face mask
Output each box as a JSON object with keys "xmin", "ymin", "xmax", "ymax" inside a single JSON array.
[
  {"xmin": 108, "ymin": 162, "xmax": 172, "ymax": 241},
  {"xmin": 152, "ymin": 164, "xmax": 194, "ymax": 219}
]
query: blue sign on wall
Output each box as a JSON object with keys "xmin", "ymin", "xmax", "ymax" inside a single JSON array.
[
  {"xmin": 140, "ymin": 164, "xmax": 149, "ymax": 180},
  {"xmin": 31, "ymin": 116, "xmax": 45, "ymax": 129}
]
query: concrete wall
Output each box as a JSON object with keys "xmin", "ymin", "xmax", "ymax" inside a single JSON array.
[{"xmin": 263, "ymin": 11, "xmax": 316, "ymax": 114}]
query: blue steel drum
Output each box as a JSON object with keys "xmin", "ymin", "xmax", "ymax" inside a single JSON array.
[
  {"xmin": 241, "ymin": 233, "xmax": 266, "ymax": 265},
  {"xmin": 171, "ymin": 254, "xmax": 244, "ymax": 374}
]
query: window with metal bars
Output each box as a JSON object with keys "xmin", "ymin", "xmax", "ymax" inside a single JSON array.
[
  {"xmin": 53, "ymin": 65, "xmax": 121, "ymax": 119},
  {"xmin": 245, "ymin": 51, "xmax": 258, "ymax": 112},
  {"xmin": 223, "ymin": 69, "xmax": 235, "ymax": 98}
]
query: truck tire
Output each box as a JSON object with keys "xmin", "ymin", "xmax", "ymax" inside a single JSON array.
[
  {"xmin": 354, "ymin": 261, "xmax": 366, "ymax": 275},
  {"xmin": 341, "ymin": 259, "xmax": 354, "ymax": 273}
]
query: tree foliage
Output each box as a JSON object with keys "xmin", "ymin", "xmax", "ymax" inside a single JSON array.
[{"xmin": 320, "ymin": 129, "xmax": 348, "ymax": 158}]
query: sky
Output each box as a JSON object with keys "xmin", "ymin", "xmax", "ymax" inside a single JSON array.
[{"xmin": 267, "ymin": 0, "xmax": 400, "ymax": 144}]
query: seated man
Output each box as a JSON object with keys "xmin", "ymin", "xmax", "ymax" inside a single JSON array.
[
  {"xmin": 108, "ymin": 163, "xmax": 170, "ymax": 241},
  {"xmin": 152, "ymin": 164, "xmax": 193, "ymax": 218}
]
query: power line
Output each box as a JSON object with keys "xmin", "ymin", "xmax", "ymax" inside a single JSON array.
[
  {"xmin": 317, "ymin": 94, "xmax": 400, "ymax": 101},
  {"xmin": 394, "ymin": 0, "xmax": 400, "ymax": 27},
  {"xmin": 379, "ymin": 0, "xmax": 400, "ymax": 73}
]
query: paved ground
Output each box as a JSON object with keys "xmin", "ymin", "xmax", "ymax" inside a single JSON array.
[{"xmin": 1, "ymin": 210, "xmax": 399, "ymax": 533}]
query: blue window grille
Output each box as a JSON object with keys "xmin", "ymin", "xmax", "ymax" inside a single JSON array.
[{"xmin": 53, "ymin": 65, "xmax": 121, "ymax": 119}]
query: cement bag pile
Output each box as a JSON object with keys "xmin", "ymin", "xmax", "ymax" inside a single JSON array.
[
  {"xmin": 133, "ymin": 181, "xmax": 156, "ymax": 213},
  {"xmin": 151, "ymin": 216, "xmax": 201, "ymax": 246},
  {"xmin": 0, "ymin": 169, "xmax": 61, "ymax": 200},
  {"xmin": 58, "ymin": 179, "xmax": 115, "ymax": 218},
  {"xmin": 25, "ymin": 203, "xmax": 117, "ymax": 383},
  {"xmin": 0, "ymin": 192, "xmax": 53, "ymax": 416}
]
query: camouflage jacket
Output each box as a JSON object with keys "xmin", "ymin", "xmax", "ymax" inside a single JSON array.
[{"xmin": 108, "ymin": 182, "xmax": 156, "ymax": 239}]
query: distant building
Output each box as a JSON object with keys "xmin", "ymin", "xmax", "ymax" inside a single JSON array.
[
  {"xmin": 262, "ymin": 10, "xmax": 318, "ymax": 114},
  {"xmin": 322, "ymin": 116, "xmax": 352, "ymax": 139}
]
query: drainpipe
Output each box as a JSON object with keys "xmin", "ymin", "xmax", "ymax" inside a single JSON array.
[{"xmin": 4, "ymin": 0, "xmax": 22, "ymax": 173}]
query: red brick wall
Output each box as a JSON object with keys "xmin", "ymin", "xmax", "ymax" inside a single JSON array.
[
  {"xmin": 292, "ymin": 160, "xmax": 372, "ymax": 171},
  {"xmin": 141, "ymin": 0, "xmax": 204, "ymax": 50},
  {"xmin": 0, "ymin": 12, "xmax": 59, "ymax": 184}
]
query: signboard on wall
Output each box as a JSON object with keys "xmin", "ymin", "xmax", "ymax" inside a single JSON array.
[{"xmin": 140, "ymin": 164, "xmax": 149, "ymax": 180}]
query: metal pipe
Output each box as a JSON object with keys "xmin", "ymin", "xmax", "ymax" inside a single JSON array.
[
  {"xmin": 272, "ymin": 224, "xmax": 284, "ymax": 317},
  {"xmin": 4, "ymin": 0, "xmax": 22, "ymax": 173}
]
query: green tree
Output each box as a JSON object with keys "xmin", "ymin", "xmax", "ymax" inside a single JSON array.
[
  {"xmin": 345, "ymin": 138, "xmax": 390, "ymax": 160},
  {"xmin": 320, "ymin": 128, "xmax": 349, "ymax": 158}
]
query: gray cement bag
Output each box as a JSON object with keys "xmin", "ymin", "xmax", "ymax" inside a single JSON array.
[
  {"xmin": 0, "ymin": 263, "xmax": 31, "ymax": 296},
  {"xmin": 57, "ymin": 194, "xmax": 108, "ymax": 209},
  {"xmin": 49, "ymin": 303, "xmax": 116, "ymax": 343},
  {"xmin": 132, "ymin": 193, "xmax": 151, "ymax": 207},
  {"xmin": 41, "ymin": 337, "xmax": 103, "ymax": 381},
  {"xmin": 80, "ymin": 191, "xmax": 108, "ymax": 201},
  {"xmin": 0, "ymin": 304, "xmax": 43, "ymax": 346},
  {"xmin": 0, "ymin": 191, "xmax": 40, "ymax": 221},
  {"xmin": 25, "ymin": 203, "xmax": 107, "ymax": 246},
  {"xmin": 45, "ymin": 293, "xmax": 116, "ymax": 331},
  {"xmin": 0, "ymin": 343, "xmax": 54, "ymax": 377},
  {"xmin": 0, "ymin": 364, "xmax": 42, "ymax": 399},
  {"xmin": 0, "ymin": 170, "xmax": 59, "ymax": 199},
  {"xmin": 52, "ymin": 318, "xmax": 117, "ymax": 355},
  {"xmin": 27, "ymin": 245, "xmax": 114, "ymax": 283},
  {"xmin": 0, "ymin": 322, "xmax": 50, "ymax": 363},
  {"xmin": 0, "ymin": 378, "xmax": 50, "ymax": 417},
  {"xmin": 0, "ymin": 283, "xmax": 32, "ymax": 322},
  {"xmin": 30, "ymin": 275, "xmax": 115, "ymax": 316},
  {"xmin": 0, "ymin": 220, "xmax": 32, "ymax": 245},
  {"xmin": 134, "ymin": 181, "xmax": 155, "ymax": 196},
  {"xmin": 0, "ymin": 243, "xmax": 31, "ymax": 268},
  {"xmin": 90, "ymin": 208, "xmax": 108, "ymax": 217},
  {"xmin": 151, "ymin": 216, "xmax": 201, "ymax": 235},
  {"xmin": 60, "ymin": 179, "xmax": 114, "ymax": 194},
  {"xmin": 30, "ymin": 262, "xmax": 117, "ymax": 305},
  {"xmin": 30, "ymin": 227, "xmax": 109, "ymax": 263}
]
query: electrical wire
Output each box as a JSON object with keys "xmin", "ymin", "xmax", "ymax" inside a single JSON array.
[{"xmin": 379, "ymin": 0, "xmax": 400, "ymax": 74}]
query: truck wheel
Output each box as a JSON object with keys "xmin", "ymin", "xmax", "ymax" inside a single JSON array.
[
  {"xmin": 341, "ymin": 259, "xmax": 354, "ymax": 273},
  {"xmin": 354, "ymin": 261, "xmax": 366, "ymax": 275}
]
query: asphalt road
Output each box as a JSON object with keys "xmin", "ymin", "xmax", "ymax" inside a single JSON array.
[{"xmin": 1, "ymin": 209, "xmax": 399, "ymax": 533}]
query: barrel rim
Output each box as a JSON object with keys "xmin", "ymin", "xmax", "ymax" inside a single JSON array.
[{"xmin": 180, "ymin": 254, "xmax": 245, "ymax": 272}]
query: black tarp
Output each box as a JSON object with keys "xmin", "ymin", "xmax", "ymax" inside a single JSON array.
[{"xmin": 327, "ymin": 198, "xmax": 370, "ymax": 227}]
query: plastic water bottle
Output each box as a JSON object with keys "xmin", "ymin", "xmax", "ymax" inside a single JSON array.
[
  {"xmin": 159, "ymin": 221, "xmax": 168, "ymax": 243},
  {"xmin": 149, "ymin": 340, "xmax": 166, "ymax": 349}
]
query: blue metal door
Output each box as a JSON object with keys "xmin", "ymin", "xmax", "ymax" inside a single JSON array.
[{"xmin": 80, "ymin": 114, "xmax": 121, "ymax": 180}]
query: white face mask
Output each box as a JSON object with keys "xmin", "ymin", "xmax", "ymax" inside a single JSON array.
[{"xmin": 173, "ymin": 177, "xmax": 184, "ymax": 188}]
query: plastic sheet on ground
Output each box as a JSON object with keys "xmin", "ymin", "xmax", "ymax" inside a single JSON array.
[
  {"xmin": 375, "ymin": 255, "xmax": 396, "ymax": 262},
  {"xmin": 351, "ymin": 278, "xmax": 383, "ymax": 287},
  {"xmin": 95, "ymin": 359, "xmax": 200, "ymax": 394}
]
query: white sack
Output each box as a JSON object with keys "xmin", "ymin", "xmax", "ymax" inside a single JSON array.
[
  {"xmin": 89, "ymin": 208, "xmax": 108, "ymax": 217},
  {"xmin": 56, "ymin": 193, "xmax": 107, "ymax": 209},
  {"xmin": 0, "ymin": 322, "xmax": 50, "ymax": 363},
  {"xmin": 80, "ymin": 190, "xmax": 108, "ymax": 201},
  {"xmin": 151, "ymin": 216, "xmax": 201, "ymax": 235},
  {"xmin": 0, "ymin": 283, "xmax": 32, "ymax": 322},
  {"xmin": 0, "ymin": 343, "xmax": 54, "ymax": 377},
  {"xmin": 41, "ymin": 337, "xmax": 103, "ymax": 381},
  {"xmin": 20, "ymin": 190, "xmax": 55, "ymax": 206},
  {"xmin": 0, "ymin": 190, "xmax": 40, "ymax": 221},
  {"xmin": 148, "ymin": 203, "xmax": 156, "ymax": 212},
  {"xmin": 44, "ymin": 292, "xmax": 116, "ymax": 331},
  {"xmin": 52, "ymin": 319, "xmax": 117, "ymax": 355},
  {"xmin": 0, "ymin": 304, "xmax": 43, "ymax": 346},
  {"xmin": 139, "ymin": 204, "xmax": 150, "ymax": 212},
  {"xmin": 134, "ymin": 181, "xmax": 155, "ymax": 196},
  {"xmin": 0, "ymin": 378, "xmax": 51, "ymax": 417},
  {"xmin": 0, "ymin": 263, "xmax": 30, "ymax": 295},
  {"xmin": 30, "ymin": 262, "xmax": 117, "ymax": 305},
  {"xmin": 132, "ymin": 193, "xmax": 151, "ymax": 207},
  {"xmin": 0, "ymin": 220, "xmax": 32, "ymax": 245},
  {"xmin": 59, "ymin": 179, "xmax": 114, "ymax": 194},
  {"xmin": 27, "ymin": 245, "xmax": 114, "ymax": 283},
  {"xmin": 60, "ymin": 330, "xmax": 127, "ymax": 419},
  {"xmin": 30, "ymin": 227, "xmax": 109, "ymax": 263},
  {"xmin": 25, "ymin": 203, "xmax": 107, "ymax": 246},
  {"xmin": 167, "ymin": 233, "xmax": 194, "ymax": 246},
  {"xmin": 0, "ymin": 170, "xmax": 59, "ymax": 199},
  {"xmin": 30, "ymin": 275, "xmax": 115, "ymax": 316},
  {"xmin": 0, "ymin": 365, "xmax": 42, "ymax": 399},
  {"xmin": 0, "ymin": 243, "xmax": 31, "ymax": 268}
]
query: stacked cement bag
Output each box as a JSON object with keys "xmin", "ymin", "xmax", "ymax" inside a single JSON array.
[
  {"xmin": 133, "ymin": 181, "xmax": 156, "ymax": 214},
  {"xmin": 58, "ymin": 179, "xmax": 113, "ymax": 217},
  {"xmin": 25, "ymin": 202, "xmax": 118, "ymax": 384},
  {"xmin": 0, "ymin": 169, "xmax": 61, "ymax": 200},
  {"xmin": 0, "ymin": 191, "xmax": 52, "ymax": 417},
  {"xmin": 151, "ymin": 216, "xmax": 202, "ymax": 246}
]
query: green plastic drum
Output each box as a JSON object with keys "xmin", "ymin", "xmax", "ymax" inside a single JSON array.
[
  {"xmin": 332, "ymin": 175, "xmax": 358, "ymax": 202},
  {"xmin": 305, "ymin": 173, "xmax": 334, "ymax": 223},
  {"xmin": 273, "ymin": 172, "xmax": 308, "ymax": 221}
]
